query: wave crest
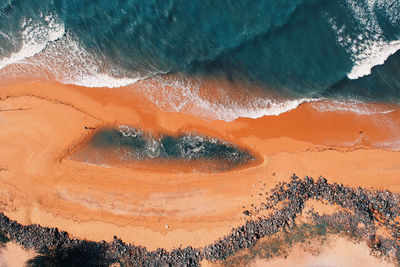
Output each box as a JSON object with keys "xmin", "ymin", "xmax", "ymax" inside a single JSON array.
[
  {"xmin": 327, "ymin": 0, "xmax": 400, "ymax": 80},
  {"xmin": 0, "ymin": 13, "xmax": 65, "ymax": 69},
  {"xmin": 0, "ymin": 14, "xmax": 150, "ymax": 88},
  {"xmin": 136, "ymin": 75, "xmax": 316, "ymax": 121}
]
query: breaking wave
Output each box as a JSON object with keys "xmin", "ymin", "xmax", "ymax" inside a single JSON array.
[
  {"xmin": 0, "ymin": 0, "xmax": 399, "ymax": 121},
  {"xmin": 327, "ymin": 0, "xmax": 400, "ymax": 79},
  {"xmin": 0, "ymin": 13, "xmax": 64, "ymax": 69},
  {"xmin": 0, "ymin": 14, "xmax": 149, "ymax": 88},
  {"xmin": 136, "ymin": 75, "xmax": 317, "ymax": 121}
]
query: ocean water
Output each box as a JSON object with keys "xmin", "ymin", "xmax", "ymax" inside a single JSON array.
[{"xmin": 0, "ymin": 0, "xmax": 399, "ymax": 120}]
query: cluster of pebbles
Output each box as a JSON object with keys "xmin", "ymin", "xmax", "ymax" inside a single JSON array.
[{"xmin": 0, "ymin": 175, "xmax": 399, "ymax": 266}]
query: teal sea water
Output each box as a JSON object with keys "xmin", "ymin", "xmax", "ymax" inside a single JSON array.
[
  {"xmin": 0, "ymin": 0, "xmax": 399, "ymax": 119},
  {"xmin": 75, "ymin": 126, "xmax": 255, "ymax": 171}
]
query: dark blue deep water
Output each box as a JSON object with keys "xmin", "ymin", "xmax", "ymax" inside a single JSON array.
[{"xmin": 0, "ymin": 0, "xmax": 399, "ymax": 101}]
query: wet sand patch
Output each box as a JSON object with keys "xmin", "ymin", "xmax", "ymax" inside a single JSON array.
[{"xmin": 69, "ymin": 126, "xmax": 257, "ymax": 173}]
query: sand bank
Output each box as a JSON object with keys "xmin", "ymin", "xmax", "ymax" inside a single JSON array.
[{"xmin": 1, "ymin": 81, "xmax": 400, "ymax": 252}]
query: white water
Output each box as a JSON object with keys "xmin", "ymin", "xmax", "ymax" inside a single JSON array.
[
  {"xmin": 137, "ymin": 74, "xmax": 318, "ymax": 121},
  {"xmin": 27, "ymin": 32, "xmax": 148, "ymax": 88},
  {"xmin": 0, "ymin": 14, "xmax": 65, "ymax": 69},
  {"xmin": 348, "ymin": 39, "xmax": 400, "ymax": 79},
  {"xmin": 0, "ymin": 14, "xmax": 146, "ymax": 88},
  {"xmin": 0, "ymin": 11, "xmax": 398, "ymax": 122},
  {"xmin": 311, "ymin": 100, "xmax": 395, "ymax": 115},
  {"xmin": 0, "ymin": 18, "xmax": 311, "ymax": 121},
  {"xmin": 327, "ymin": 0, "xmax": 400, "ymax": 80}
]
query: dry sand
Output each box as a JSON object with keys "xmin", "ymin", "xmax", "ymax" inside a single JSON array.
[
  {"xmin": 250, "ymin": 236, "xmax": 394, "ymax": 267},
  {"xmin": 0, "ymin": 80, "xmax": 400, "ymax": 259},
  {"xmin": 0, "ymin": 242, "xmax": 36, "ymax": 267}
]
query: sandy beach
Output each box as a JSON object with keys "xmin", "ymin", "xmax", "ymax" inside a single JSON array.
[
  {"xmin": 0, "ymin": 0, "xmax": 399, "ymax": 265},
  {"xmin": 0, "ymin": 80, "xmax": 400, "ymax": 264}
]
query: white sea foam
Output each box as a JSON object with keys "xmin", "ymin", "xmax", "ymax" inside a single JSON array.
[
  {"xmin": 0, "ymin": 15, "xmax": 308, "ymax": 121},
  {"xmin": 138, "ymin": 75, "xmax": 317, "ymax": 121},
  {"xmin": 65, "ymin": 73, "xmax": 142, "ymax": 88},
  {"xmin": 125, "ymin": 74, "xmax": 398, "ymax": 121},
  {"xmin": 371, "ymin": 0, "xmax": 400, "ymax": 25},
  {"xmin": 25, "ymin": 32, "xmax": 148, "ymax": 88},
  {"xmin": 3, "ymin": 8, "xmax": 398, "ymax": 122},
  {"xmin": 206, "ymin": 98, "xmax": 314, "ymax": 121},
  {"xmin": 311, "ymin": 100, "xmax": 395, "ymax": 115},
  {"xmin": 376, "ymin": 139, "xmax": 400, "ymax": 151},
  {"xmin": 347, "ymin": 40, "xmax": 400, "ymax": 79},
  {"xmin": 327, "ymin": 0, "xmax": 400, "ymax": 80},
  {"xmin": 0, "ymin": 14, "xmax": 146, "ymax": 88},
  {"xmin": 0, "ymin": 14, "xmax": 65, "ymax": 69}
]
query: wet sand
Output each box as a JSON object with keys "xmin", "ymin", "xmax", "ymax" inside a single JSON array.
[{"xmin": 1, "ymin": 80, "xmax": 400, "ymax": 256}]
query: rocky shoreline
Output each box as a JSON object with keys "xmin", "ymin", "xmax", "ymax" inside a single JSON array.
[{"xmin": 1, "ymin": 175, "xmax": 399, "ymax": 266}]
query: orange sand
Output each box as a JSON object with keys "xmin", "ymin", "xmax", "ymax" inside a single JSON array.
[
  {"xmin": 0, "ymin": 242, "xmax": 36, "ymax": 267},
  {"xmin": 250, "ymin": 236, "xmax": 394, "ymax": 267},
  {"xmin": 1, "ymin": 81, "xmax": 400, "ymax": 252}
]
